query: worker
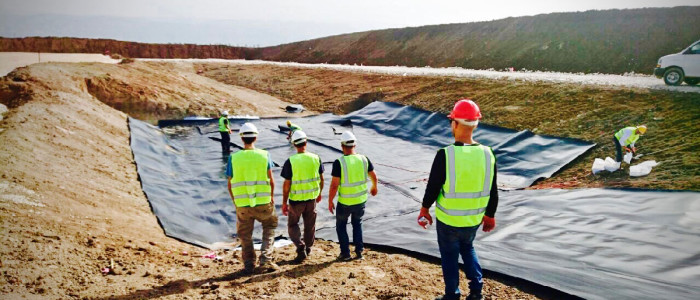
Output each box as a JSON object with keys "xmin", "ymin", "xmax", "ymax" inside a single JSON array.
[
  {"xmin": 226, "ymin": 122, "xmax": 279, "ymax": 274},
  {"xmin": 286, "ymin": 120, "xmax": 302, "ymax": 143},
  {"xmin": 328, "ymin": 131, "xmax": 378, "ymax": 261},
  {"xmin": 417, "ymin": 99, "xmax": 498, "ymax": 300},
  {"xmin": 281, "ymin": 130, "xmax": 324, "ymax": 263},
  {"xmin": 218, "ymin": 110, "xmax": 232, "ymax": 153},
  {"xmin": 613, "ymin": 125, "xmax": 647, "ymax": 163}
]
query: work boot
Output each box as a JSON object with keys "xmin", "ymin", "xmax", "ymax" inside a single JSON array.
[
  {"xmin": 293, "ymin": 249, "xmax": 307, "ymax": 263},
  {"xmin": 337, "ymin": 253, "xmax": 352, "ymax": 262},
  {"xmin": 258, "ymin": 261, "xmax": 280, "ymax": 273},
  {"xmin": 465, "ymin": 293, "xmax": 483, "ymax": 300},
  {"xmin": 241, "ymin": 263, "xmax": 254, "ymax": 276},
  {"xmin": 355, "ymin": 252, "xmax": 364, "ymax": 260},
  {"xmin": 305, "ymin": 247, "xmax": 312, "ymax": 257},
  {"xmin": 434, "ymin": 295, "xmax": 460, "ymax": 300}
]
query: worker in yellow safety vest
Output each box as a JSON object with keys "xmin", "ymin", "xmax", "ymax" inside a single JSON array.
[
  {"xmin": 417, "ymin": 99, "xmax": 499, "ymax": 300},
  {"xmin": 286, "ymin": 120, "xmax": 302, "ymax": 143},
  {"xmin": 613, "ymin": 125, "xmax": 647, "ymax": 163},
  {"xmin": 226, "ymin": 122, "xmax": 278, "ymax": 274},
  {"xmin": 281, "ymin": 130, "xmax": 325, "ymax": 263},
  {"xmin": 328, "ymin": 131, "xmax": 378, "ymax": 261},
  {"xmin": 218, "ymin": 110, "xmax": 232, "ymax": 152}
]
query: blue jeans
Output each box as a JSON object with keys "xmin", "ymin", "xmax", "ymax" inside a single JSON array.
[
  {"xmin": 335, "ymin": 202, "xmax": 365, "ymax": 256},
  {"xmin": 437, "ymin": 219, "xmax": 483, "ymax": 298}
]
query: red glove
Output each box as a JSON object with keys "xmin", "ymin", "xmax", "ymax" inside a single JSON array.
[
  {"xmin": 482, "ymin": 216, "xmax": 495, "ymax": 232},
  {"xmin": 417, "ymin": 207, "xmax": 433, "ymax": 228}
]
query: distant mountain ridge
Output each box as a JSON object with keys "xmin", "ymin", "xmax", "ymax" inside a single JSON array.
[{"xmin": 2, "ymin": 6, "xmax": 699, "ymax": 74}]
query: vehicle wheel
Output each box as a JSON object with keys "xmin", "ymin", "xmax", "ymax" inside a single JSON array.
[
  {"xmin": 663, "ymin": 67, "xmax": 684, "ymax": 86},
  {"xmin": 684, "ymin": 78, "xmax": 699, "ymax": 85}
]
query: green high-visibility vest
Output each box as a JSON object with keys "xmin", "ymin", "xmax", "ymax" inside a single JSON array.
[
  {"xmin": 289, "ymin": 152, "xmax": 322, "ymax": 201},
  {"xmin": 229, "ymin": 149, "xmax": 271, "ymax": 207},
  {"xmin": 435, "ymin": 145, "xmax": 495, "ymax": 227},
  {"xmin": 219, "ymin": 116, "xmax": 229, "ymax": 132},
  {"xmin": 614, "ymin": 127, "xmax": 639, "ymax": 147},
  {"xmin": 289, "ymin": 122, "xmax": 302, "ymax": 133},
  {"xmin": 338, "ymin": 154, "xmax": 369, "ymax": 206}
]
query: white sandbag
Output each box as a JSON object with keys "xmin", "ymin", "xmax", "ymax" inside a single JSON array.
[
  {"xmin": 604, "ymin": 157, "xmax": 620, "ymax": 172},
  {"xmin": 630, "ymin": 161, "xmax": 659, "ymax": 177},
  {"xmin": 592, "ymin": 158, "xmax": 606, "ymax": 174},
  {"xmin": 623, "ymin": 152, "xmax": 632, "ymax": 164}
]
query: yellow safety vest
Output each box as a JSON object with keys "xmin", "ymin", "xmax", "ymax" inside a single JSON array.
[
  {"xmin": 229, "ymin": 149, "xmax": 271, "ymax": 207},
  {"xmin": 338, "ymin": 154, "xmax": 369, "ymax": 206},
  {"xmin": 614, "ymin": 127, "xmax": 639, "ymax": 146},
  {"xmin": 435, "ymin": 145, "xmax": 495, "ymax": 227},
  {"xmin": 289, "ymin": 152, "xmax": 321, "ymax": 201},
  {"xmin": 218, "ymin": 117, "xmax": 228, "ymax": 132}
]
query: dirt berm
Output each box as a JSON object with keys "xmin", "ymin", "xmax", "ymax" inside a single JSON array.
[{"xmin": 0, "ymin": 61, "xmax": 541, "ymax": 299}]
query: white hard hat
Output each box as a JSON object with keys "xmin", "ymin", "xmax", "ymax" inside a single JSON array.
[
  {"xmin": 291, "ymin": 130, "xmax": 308, "ymax": 145},
  {"xmin": 221, "ymin": 110, "xmax": 229, "ymax": 116},
  {"xmin": 340, "ymin": 131, "xmax": 357, "ymax": 146},
  {"xmin": 239, "ymin": 122, "xmax": 259, "ymax": 137}
]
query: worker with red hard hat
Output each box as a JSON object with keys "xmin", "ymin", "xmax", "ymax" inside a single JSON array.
[{"xmin": 418, "ymin": 99, "xmax": 499, "ymax": 300}]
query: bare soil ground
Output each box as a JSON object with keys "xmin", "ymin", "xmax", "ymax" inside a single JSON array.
[
  {"xmin": 197, "ymin": 63, "xmax": 700, "ymax": 190},
  {"xmin": 0, "ymin": 61, "xmax": 540, "ymax": 299}
]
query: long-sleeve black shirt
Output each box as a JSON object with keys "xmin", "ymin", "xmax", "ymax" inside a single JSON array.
[{"xmin": 421, "ymin": 142, "xmax": 499, "ymax": 218}]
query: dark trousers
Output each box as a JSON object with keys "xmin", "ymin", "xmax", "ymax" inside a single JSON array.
[
  {"xmin": 335, "ymin": 202, "xmax": 365, "ymax": 256},
  {"xmin": 437, "ymin": 220, "xmax": 483, "ymax": 298},
  {"xmin": 287, "ymin": 200, "xmax": 317, "ymax": 252},
  {"xmin": 613, "ymin": 136, "xmax": 622, "ymax": 162},
  {"xmin": 220, "ymin": 131, "xmax": 230, "ymax": 152}
]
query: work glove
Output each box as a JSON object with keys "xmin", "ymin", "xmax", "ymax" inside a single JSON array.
[
  {"xmin": 282, "ymin": 203, "xmax": 289, "ymax": 216},
  {"xmin": 417, "ymin": 207, "xmax": 433, "ymax": 229},
  {"xmin": 482, "ymin": 216, "xmax": 496, "ymax": 232}
]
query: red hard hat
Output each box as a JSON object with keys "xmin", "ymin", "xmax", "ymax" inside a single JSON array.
[{"xmin": 448, "ymin": 99, "xmax": 481, "ymax": 120}]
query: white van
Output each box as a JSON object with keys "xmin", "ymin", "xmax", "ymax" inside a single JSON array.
[{"xmin": 654, "ymin": 40, "xmax": 700, "ymax": 86}]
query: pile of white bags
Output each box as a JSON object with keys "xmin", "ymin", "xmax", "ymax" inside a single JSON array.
[
  {"xmin": 591, "ymin": 156, "xmax": 658, "ymax": 176},
  {"xmin": 592, "ymin": 157, "xmax": 621, "ymax": 174},
  {"xmin": 629, "ymin": 161, "xmax": 659, "ymax": 177}
]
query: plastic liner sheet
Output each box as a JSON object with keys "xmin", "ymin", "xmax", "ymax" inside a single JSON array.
[
  {"xmin": 128, "ymin": 101, "xmax": 605, "ymax": 297},
  {"xmin": 316, "ymin": 188, "xmax": 700, "ymax": 300}
]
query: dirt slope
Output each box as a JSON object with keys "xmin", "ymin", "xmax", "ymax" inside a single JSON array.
[{"xmin": 0, "ymin": 62, "xmax": 540, "ymax": 299}]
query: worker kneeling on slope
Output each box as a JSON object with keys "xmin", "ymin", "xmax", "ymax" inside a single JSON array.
[
  {"xmin": 226, "ymin": 122, "xmax": 279, "ymax": 274},
  {"xmin": 328, "ymin": 131, "xmax": 378, "ymax": 261},
  {"xmin": 286, "ymin": 120, "xmax": 302, "ymax": 143},
  {"xmin": 281, "ymin": 130, "xmax": 325, "ymax": 263},
  {"xmin": 613, "ymin": 125, "xmax": 647, "ymax": 163},
  {"xmin": 417, "ymin": 99, "xmax": 499, "ymax": 300}
]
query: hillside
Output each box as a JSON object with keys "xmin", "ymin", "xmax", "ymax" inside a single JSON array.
[
  {"xmin": 0, "ymin": 37, "xmax": 254, "ymax": 59},
  {"xmin": 260, "ymin": 6, "xmax": 700, "ymax": 74},
  {"xmin": 2, "ymin": 7, "xmax": 699, "ymax": 74}
]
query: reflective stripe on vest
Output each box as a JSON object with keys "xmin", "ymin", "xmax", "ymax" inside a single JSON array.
[
  {"xmin": 230, "ymin": 149, "xmax": 271, "ymax": 207},
  {"xmin": 436, "ymin": 145, "xmax": 495, "ymax": 227},
  {"xmin": 218, "ymin": 117, "xmax": 228, "ymax": 132},
  {"xmin": 338, "ymin": 154, "xmax": 368, "ymax": 205},
  {"xmin": 289, "ymin": 152, "xmax": 321, "ymax": 201},
  {"xmin": 614, "ymin": 127, "xmax": 639, "ymax": 146}
]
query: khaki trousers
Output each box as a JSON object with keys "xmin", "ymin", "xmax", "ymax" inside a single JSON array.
[
  {"xmin": 236, "ymin": 202, "xmax": 278, "ymax": 267},
  {"xmin": 287, "ymin": 200, "xmax": 317, "ymax": 252}
]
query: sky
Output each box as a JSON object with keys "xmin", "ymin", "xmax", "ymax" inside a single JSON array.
[{"xmin": 0, "ymin": 0, "xmax": 698, "ymax": 46}]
